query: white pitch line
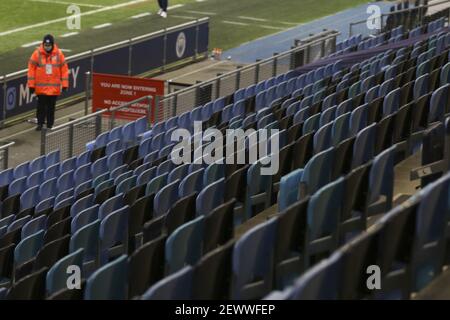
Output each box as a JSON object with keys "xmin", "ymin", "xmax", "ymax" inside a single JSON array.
[
  {"xmin": 259, "ymin": 25, "xmax": 285, "ymax": 30},
  {"xmin": 0, "ymin": 0, "xmax": 148, "ymax": 37},
  {"xmin": 168, "ymin": 4, "xmax": 185, "ymax": 10},
  {"xmin": 238, "ymin": 16, "xmax": 268, "ymax": 22},
  {"xmin": 131, "ymin": 12, "xmax": 151, "ymax": 19},
  {"xmin": 60, "ymin": 48, "xmax": 73, "ymax": 52},
  {"xmin": 185, "ymin": 10, "xmax": 217, "ymax": 15},
  {"xmin": 171, "ymin": 15, "xmax": 198, "ymax": 20},
  {"xmin": 93, "ymin": 23, "xmax": 112, "ymax": 29},
  {"xmin": 196, "ymin": 0, "xmax": 207, "ymax": 2},
  {"xmin": 222, "ymin": 20, "xmax": 250, "ymax": 26},
  {"xmin": 60, "ymin": 32, "xmax": 79, "ymax": 38},
  {"xmin": 21, "ymin": 41, "xmax": 41, "ymax": 48},
  {"xmin": 28, "ymin": 0, "xmax": 105, "ymax": 8}
]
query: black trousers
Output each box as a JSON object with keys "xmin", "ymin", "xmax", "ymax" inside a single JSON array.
[
  {"xmin": 158, "ymin": 0, "xmax": 168, "ymax": 11},
  {"xmin": 37, "ymin": 95, "xmax": 57, "ymax": 128}
]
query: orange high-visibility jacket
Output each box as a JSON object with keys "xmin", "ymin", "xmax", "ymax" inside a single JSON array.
[{"xmin": 27, "ymin": 44, "xmax": 69, "ymax": 96}]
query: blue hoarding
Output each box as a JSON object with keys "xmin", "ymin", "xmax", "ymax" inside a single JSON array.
[
  {"xmin": 0, "ymin": 19, "xmax": 209, "ymax": 121},
  {"xmin": 93, "ymin": 46, "xmax": 130, "ymax": 75},
  {"xmin": 131, "ymin": 36, "xmax": 165, "ymax": 75}
]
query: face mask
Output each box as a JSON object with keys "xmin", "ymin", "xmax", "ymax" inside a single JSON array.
[{"xmin": 44, "ymin": 43, "xmax": 53, "ymax": 53}]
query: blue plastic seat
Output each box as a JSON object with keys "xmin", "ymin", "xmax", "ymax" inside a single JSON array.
[
  {"xmin": 313, "ymin": 122, "xmax": 333, "ymax": 154},
  {"xmin": 9, "ymin": 176, "xmax": 28, "ymax": 197},
  {"xmin": 60, "ymin": 156, "xmax": 77, "ymax": 174},
  {"xmin": 300, "ymin": 147, "xmax": 335, "ymax": 196},
  {"xmin": 196, "ymin": 178, "xmax": 225, "ymax": 217},
  {"xmin": 352, "ymin": 123, "xmax": 376, "ymax": 168},
  {"xmin": 74, "ymin": 179, "xmax": 92, "ymax": 198},
  {"xmin": 91, "ymin": 156, "xmax": 108, "ymax": 179},
  {"xmin": 71, "ymin": 205, "xmax": 100, "ymax": 234},
  {"xmin": 27, "ymin": 170, "xmax": 44, "ymax": 188},
  {"xmin": 167, "ymin": 164, "xmax": 190, "ymax": 184},
  {"xmin": 179, "ymin": 168, "xmax": 204, "ymax": 198},
  {"xmin": 99, "ymin": 206, "xmax": 129, "ymax": 266},
  {"xmin": 383, "ymin": 88, "xmax": 401, "ymax": 116},
  {"xmin": 153, "ymin": 179, "xmax": 180, "ymax": 217},
  {"xmin": 20, "ymin": 185, "xmax": 40, "ymax": 212},
  {"xmin": 305, "ymin": 178, "xmax": 344, "ymax": 267},
  {"xmin": 278, "ymin": 168, "xmax": 303, "ymax": 212},
  {"xmin": 428, "ymin": 84, "xmax": 449, "ymax": 124},
  {"xmin": 84, "ymin": 255, "xmax": 128, "ymax": 300},
  {"xmin": 45, "ymin": 150, "xmax": 60, "ymax": 167},
  {"xmin": 141, "ymin": 266, "xmax": 193, "ymax": 300},
  {"xmin": 145, "ymin": 173, "xmax": 168, "ymax": 196},
  {"xmin": 107, "ymin": 150, "xmax": 124, "ymax": 171},
  {"xmin": 54, "ymin": 188, "xmax": 74, "ymax": 207},
  {"xmin": 165, "ymin": 216, "xmax": 204, "ymax": 275},
  {"xmin": 13, "ymin": 161, "xmax": 30, "ymax": 179},
  {"xmin": 413, "ymin": 74, "xmax": 430, "ymax": 101},
  {"xmin": 21, "ymin": 215, "xmax": 47, "ymax": 239},
  {"xmin": 70, "ymin": 220, "xmax": 100, "ymax": 270},
  {"xmin": 54, "ymin": 195, "xmax": 74, "ymax": 211},
  {"xmin": 44, "ymin": 163, "xmax": 60, "ymax": 181},
  {"xmin": 14, "ymin": 230, "xmax": 44, "ymax": 267},
  {"xmin": 98, "ymin": 193, "xmax": 124, "ymax": 220},
  {"xmin": 29, "ymin": 155, "xmax": 46, "ymax": 173},
  {"xmin": 290, "ymin": 251, "xmax": 342, "ymax": 299},
  {"xmin": 77, "ymin": 150, "xmax": 91, "ymax": 167},
  {"xmin": 367, "ymin": 146, "xmax": 395, "ymax": 216},
  {"xmin": 74, "ymin": 163, "xmax": 92, "ymax": 188},
  {"xmin": 71, "ymin": 194, "xmax": 95, "ymax": 218},
  {"xmin": 0, "ymin": 168, "xmax": 14, "ymax": 187},
  {"xmin": 105, "ymin": 139, "xmax": 122, "ymax": 156},
  {"xmin": 232, "ymin": 217, "xmax": 277, "ymax": 299},
  {"xmin": 350, "ymin": 103, "xmax": 369, "ymax": 136},
  {"xmin": 35, "ymin": 197, "xmax": 55, "ymax": 214},
  {"xmin": 46, "ymin": 248, "xmax": 84, "ymax": 296},
  {"xmin": 332, "ymin": 113, "xmax": 351, "ymax": 146}
]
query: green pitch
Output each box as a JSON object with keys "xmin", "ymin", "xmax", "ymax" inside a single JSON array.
[{"xmin": 0, "ymin": 0, "xmax": 368, "ymax": 74}]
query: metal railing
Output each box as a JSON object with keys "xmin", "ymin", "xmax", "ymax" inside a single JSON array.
[
  {"xmin": 158, "ymin": 29, "xmax": 339, "ymax": 118},
  {"xmin": 348, "ymin": 0, "xmax": 450, "ymax": 37},
  {"xmin": 0, "ymin": 141, "xmax": 15, "ymax": 170},
  {"xmin": 41, "ymin": 96, "xmax": 153, "ymax": 160},
  {"xmin": 40, "ymin": 29, "xmax": 339, "ymax": 160}
]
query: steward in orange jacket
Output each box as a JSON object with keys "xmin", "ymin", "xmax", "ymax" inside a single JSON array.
[{"xmin": 27, "ymin": 34, "xmax": 69, "ymax": 130}]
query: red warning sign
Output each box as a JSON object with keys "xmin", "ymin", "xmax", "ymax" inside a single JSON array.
[{"xmin": 92, "ymin": 73, "xmax": 165, "ymax": 122}]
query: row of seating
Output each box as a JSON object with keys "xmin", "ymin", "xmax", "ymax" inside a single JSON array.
[{"xmin": 0, "ymin": 18, "xmax": 448, "ymax": 299}]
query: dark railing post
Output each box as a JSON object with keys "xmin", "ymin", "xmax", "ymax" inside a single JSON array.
[
  {"xmin": 1, "ymin": 76, "xmax": 6, "ymax": 129},
  {"xmin": 40, "ymin": 128, "xmax": 47, "ymax": 156},
  {"xmin": 216, "ymin": 74, "xmax": 222, "ymax": 100},
  {"xmin": 95, "ymin": 113, "xmax": 102, "ymax": 138},
  {"xmin": 3, "ymin": 148, "xmax": 8, "ymax": 169},
  {"xmin": 84, "ymin": 71, "xmax": 91, "ymax": 116},
  {"xmin": 255, "ymin": 60, "xmax": 261, "ymax": 84},
  {"xmin": 162, "ymin": 29, "xmax": 168, "ymax": 73},
  {"xmin": 128, "ymin": 39, "xmax": 133, "ymax": 76},
  {"xmin": 236, "ymin": 66, "xmax": 242, "ymax": 90},
  {"xmin": 273, "ymin": 53, "xmax": 278, "ymax": 77},
  {"xmin": 68, "ymin": 124, "xmax": 74, "ymax": 158}
]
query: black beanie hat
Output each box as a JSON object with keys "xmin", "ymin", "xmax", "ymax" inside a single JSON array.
[{"xmin": 43, "ymin": 34, "xmax": 54, "ymax": 45}]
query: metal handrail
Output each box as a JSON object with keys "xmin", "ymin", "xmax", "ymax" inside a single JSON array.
[
  {"xmin": 49, "ymin": 110, "xmax": 106, "ymax": 131},
  {"xmin": 162, "ymin": 29, "xmax": 340, "ymax": 100},
  {"xmin": 0, "ymin": 141, "xmax": 15, "ymax": 150}
]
